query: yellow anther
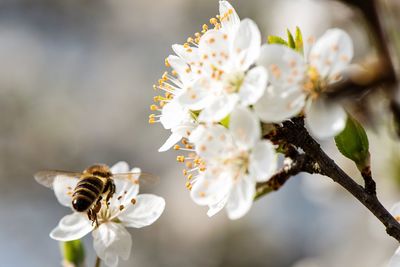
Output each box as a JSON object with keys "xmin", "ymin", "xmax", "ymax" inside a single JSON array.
[
  {"xmin": 177, "ymin": 156, "xmax": 185, "ymax": 162},
  {"xmin": 149, "ymin": 114, "xmax": 155, "ymax": 119},
  {"xmin": 187, "ymin": 174, "xmax": 193, "ymax": 180},
  {"xmin": 202, "ymin": 24, "xmax": 208, "ymax": 31},
  {"xmin": 148, "ymin": 118, "xmax": 156, "ymax": 124},
  {"xmin": 194, "ymin": 32, "xmax": 201, "ymax": 38},
  {"xmin": 150, "ymin": 105, "xmax": 158, "ymax": 111},
  {"xmin": 185, "ymin": 144, "xmax": 193, "ymax": 149},
  {"xmin": 210, "ymin": 17, "xmax": 218, "ymax": 25},
  {"xmin": 186, "ymin": 161, "xmax": 193, "ymax": 169},
  {"xmin": 185, "ymin": 181, "xmax": 192, "ymax": 190},
  {"xmin": 183, "ymin": 169, "xmax": 188, "ymax": 176},
  {"xmin": 187, "ymin": 37, "xmax": 194, "ymax": 43},
  {"xmin": 199, "ymin": 166, "xmax": 206, "ymax": 172},
  {"xmin": 174, "ymin": 145, "xmax": 180, "ymax": 150},
  {"xmin": 165, "ymin": 58, "xmax": 170, "ymax": 67},
  {"xmin": 153, "ymin": 84, "xmax": 157, "ymax": 90},
  {"xmin": 172, "ymin": 70, "xmax": 178, "ymax": 76},
  {"xmin": 183, "ymin": 43, "xmax": 190, "ymax": 48},
  {"xmin": 162, "ymin": 72, "xmax": 168, "ymax": 80}
]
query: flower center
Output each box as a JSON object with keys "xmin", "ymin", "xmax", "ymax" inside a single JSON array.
[
  {"xmin": 302, "ymin": 66, "xmax": 328, "ymax": 100},
  {"xmin": 224, "ymin": 151, "xmax": 250, "ymax": 181},
  {"xmin": 224, "ymin": 71, "xmax": 245, "ymax": 94}
]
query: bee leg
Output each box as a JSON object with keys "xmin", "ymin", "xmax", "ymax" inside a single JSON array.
[
  {"xmin": 92, "ymin": 198, "xmax": 102, "ymax": 227},
  {"xmin": 105, "ymin": 180, "xmax": 116, "ymax": 208}
]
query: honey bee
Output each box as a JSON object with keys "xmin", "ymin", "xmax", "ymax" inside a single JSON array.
[{"xmin": 35, "ymin": 163, "xmax": 156, "ymax": 225}]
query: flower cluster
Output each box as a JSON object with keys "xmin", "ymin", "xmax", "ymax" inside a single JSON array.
[
  {"xmin": 150, "ymin": 1, "xmax": 354, "ymax": 219},
  {"xmin": 50, "ymin": 162, "xmax": 165, "ymax": 267}
]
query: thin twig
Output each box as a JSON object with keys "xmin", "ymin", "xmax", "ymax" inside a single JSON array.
[{"xmin": 270, "ymin": 117, "xmax": 400, "ymax": 242}]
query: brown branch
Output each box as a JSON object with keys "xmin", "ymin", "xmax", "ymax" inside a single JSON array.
[{"xmin": 269, "ymin": 117, "xmax": 400, "ymax": 242}]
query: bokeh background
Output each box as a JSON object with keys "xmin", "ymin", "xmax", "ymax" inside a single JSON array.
[{"xmin": 1, "ymin": 0, "xmax": 400, "ymax": 266}]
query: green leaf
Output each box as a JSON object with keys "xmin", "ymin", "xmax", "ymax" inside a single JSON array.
[
  {"xmin": 267, "ymin": 35, "xmax": 288, "ymax": 46},
  {"xmin": 295, "ymin": 26, "xmax": 304, "ymax": 54},
  {"xmin": 220, "ymin": 115, "xmax": 230, "ymax": 128},
  {"xmin": 334, "ymin": 114, "xmax": 370, "ymax": 170},
  {"xmin": 61, "ymin": 240, "xmax": 85, "ymax": 267},
  {"xmin": 287, "ymin": 29, "xmax": 296, "ymax": 49}
]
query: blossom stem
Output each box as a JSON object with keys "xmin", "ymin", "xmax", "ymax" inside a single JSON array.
[
  {"xmin": 94, "ymin": 256, "xmax": 101, "ymax": 267},
  {"xmin": 267, "ymin": 117, "xmax": 400, "ymax": 242}
]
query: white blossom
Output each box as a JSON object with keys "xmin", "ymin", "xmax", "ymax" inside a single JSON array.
[
  {"xmin": 188, "ymin": 107, "xmax": 277, "ymax": 219},
  {"xmin": 254, "ymin": 28, "xmax": 353, "ymax": 139},
  {"xmin": 50, "ymin": 162, "xmax": 165, "ymax": 267},
  {"xmin": 177, "ymin": 1, "xmax": 268, "ymax": 123}
]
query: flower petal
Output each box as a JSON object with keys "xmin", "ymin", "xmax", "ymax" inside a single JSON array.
[
  {"xmin": 238, "ymin": 66, "xmax": 268, "ymax": 106},
  {"xmin": 93, "ymin": 222, "xmax": 132, "ymax": 267},
  {"xmin": 254, "ymin": 85, "xmax": 306, "ymax": 123},
  {"xmin": 305, "ymin": 98, "xmax": 347, "ymax": 139},
  {"xmin": 229, "ymin": 106, "xmax": 260, "ymax": 149},
  {"xmin": 309, "ymin": 28, "xmax": 353, "ymax": 80},
  {"xmin": 249, "ymin": 140, "xmax": 277, "ymax": 182},
  {"xmin": 190, "ymin": 169, "xmax": 232, "ymax": 206},
  {"xmin": 158, "ymin": 132, "xmax": 182, "ymax": 152},
  {"xmin": 166, "ymin": 55, "xmax": 192, "ymax": 84},
  {"xmin": 172, "ymin": 44, "xmax": 199, "ymax": 64},
  {"xmin": 109, "ymin": 176, "xmax": 140, "ymax": 211},
  {"xmin": 226, "ymin": 175, "xmax": 255, "ymax": 220},
  {"xmin": 198, "ymin": 29, "xmax": 230, "ymax": 73},
  {"xmin": 160, "ymin": 100, "xmax": 188, "ymax": 130},
  {"xmin": 219, "ymin": 0, "xmax": 240, "ymax": 33},
  {"xmin": 118, "ymin": 194, "xmax": 165, "ymax": 228},
  {"xmin": 257, "ymin": 44, "xmax": 306, "ymax": 89},
  {"xmin": 233, "ymin": 19, "xmax": 261, "ymax": 70},
  {"xmin": 207, "ymin": 193, "xmax": 229, "ymax": 217},
  {"xmin": 198, "ymin": 93, "xmax": 239, "ymax": 123},
  {"xmin": 53, "ymin": 175, "xmax": 79, "ymax": 207},
  {"xmin": 50, "ymin": 213, "xmax": 93, "ymax": 241},
  {"xmin": 177, "ymin": 78, "xmax": 215, "ymax": 110},
  {"xmin": 110, "ymin": 161, "xmax": 130, "ymax": 174}
]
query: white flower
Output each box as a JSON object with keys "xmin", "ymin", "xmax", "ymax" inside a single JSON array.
[
  {"xmin": 254, "ymin": 28, "xmax": 353, "ymax": 139},
  {"xmin": 177, "ymin": 1, "xmax": 268, "ymax": 123},
  {"xmin": 49, "ymin": 162, "xmax": 165, "ymax": 267},
  {"xmin": 188, "ymin": 107, "xmax": 277, "ymax": 219},
  {"xmin": 389, "ymin": 203, "xmax": 400, "ymax": 267}
]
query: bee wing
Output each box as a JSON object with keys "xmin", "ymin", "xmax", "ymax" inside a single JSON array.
[
  {"xmin": 112, "ymin": 172, "xmax": 159, "ymax": 185},
  {"xmin": 34, "ymin": 170, "xmax": 81, "ymax": 189}
]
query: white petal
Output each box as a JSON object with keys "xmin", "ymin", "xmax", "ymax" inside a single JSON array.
[
  {"xmin": 158, "ymin": 132, "xmax": 182, "ymax": 152},
  {"xmin": 389, "ymin": 247, "xmax": 400, "ymax": 267},
  {"xmin": 189, "ymin": 124, "xmax": 232, "ymax": 159},
  {"xmin": 198, "ymin": 94, "xmax": 239, "ymax": 123},
  {"xmin": 305, "ymin": 98, "xmax": 347, "ymax": 139},
  {"xmin": 53, "ymin": 175, "xmax": 79, "ymax": 207},
  {"xmin": 257, "ymin": 44, "xmax": 306, "ymax": 89},
  {"xmin": 233, "ymin": 19, "xmax": 261, "ymax": 70},
  {"xmin": 207, "ymin": 194, "xmax": 229, "ymax": 217},
  {"xmin": 309, "ymin": 28, "xmax": 353, "ymax": 79},
  {"xmin": 219, "ymin": 0, "xmax": 240, "ymax": 33},
  {"xmin": 229, "ymin": 106, "xmax": 260, "ymax": 149},
  {"xmin": 50, "ymin": 213, "xmax": 93, "ymax": 241},
  {"xmin": 239, "ymin": 66, "xmax": 268, "ymax": 106},
  {"xmin": 172, "ymin": 44, "xmax": 199, "ymax": 63},
  {"xmin": 254, "ymin": 85, "xmax": 306, "ymax": 123},
  {"xmin": 226, "ymin": 176, "xmax": 256, "ymax": 220},
  {"xmin": 160, "ymin": 101, "xmax": 188, "ymax": 130},
  {"xmin": 166, "ymin": 55, "xmax": 192, "ymax": 84},
  {"xmin": 93, "ymin": 222, "xmax": 132, "ymax": 267},
  {"xmin": 190, "ymin": 170, "xmax": 232, "ymax": 206},
  {"xmin": 177, "ymin": 78, "xmax": 215, "ymax": 110},
  {"xmin": 119, "ymin": 194, "xmax": 165, "ymax": 228},
  {"xmin": 109, "ymin": 177, "xmax": 140, "ymax": 211},
  {"xmin": 110, "ymin": 161, "xmax": 130, "ymax": 174},
  {"xmin": 249, "ymin": 140, "xmax": 277, "ymax": 182},
  {"xmin": 198, "ymin": 29, "xmax": 230, "ymax": 73}
]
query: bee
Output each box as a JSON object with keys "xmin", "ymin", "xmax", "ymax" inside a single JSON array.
[{"xmin": 34, "ymin": 163, "xmax": 156, "ymax": 226}]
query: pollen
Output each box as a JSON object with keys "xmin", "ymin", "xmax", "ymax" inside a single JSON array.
[
  {"xmin": 185, "ymin": 181, "xmax": 192, "ymax": 190},
  {"xmin": 165, "ymin": 58, "xmax": 170, "ymax": 67},
  {"xmin": 150, "ymin": 104, "xmax": 159, "ymax": 111},
  {"xmin": 119, "ymin": 205, "xmax": 124, "ymax": 211},
  {"xmin": 177, "ymin": 156, "xmax": 185, "ymax": 162},
  {"xmin": 131, "ymin": 198, "xmax": 136, "ymax": 205},
  {"xmin": 117, "ymin": 195, "xmax": 123, "ymax": 200}
]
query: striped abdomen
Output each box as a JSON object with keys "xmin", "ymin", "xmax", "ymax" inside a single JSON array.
[{"xmin": 72, "ymin": 176, "xmax": 105, "ymax": 212}]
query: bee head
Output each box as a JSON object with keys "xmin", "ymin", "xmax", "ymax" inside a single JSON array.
[{"xmin": 84, "ymin": 164, "xmax": 112, "ymax": 178}]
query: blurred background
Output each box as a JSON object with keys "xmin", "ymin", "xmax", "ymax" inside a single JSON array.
[{"xmin": 1, "ymin": 0, "xmax": 400, "ymax": 266}]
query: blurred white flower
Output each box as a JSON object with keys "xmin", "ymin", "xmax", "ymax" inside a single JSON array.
[
  {"xmin": 188, "ymin": 107, "xmax": 277, "ymax": 219},
  {"xmin": 178, "ymin": 1, "xmax": 268, "ymax": 123},
  {"xmin": 254, "ymin": 28, "xmax": 353, "ymax": 139},
  {"xmin": 50, "ymin": 162, "xmax": 165, "ymax": 267}
]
